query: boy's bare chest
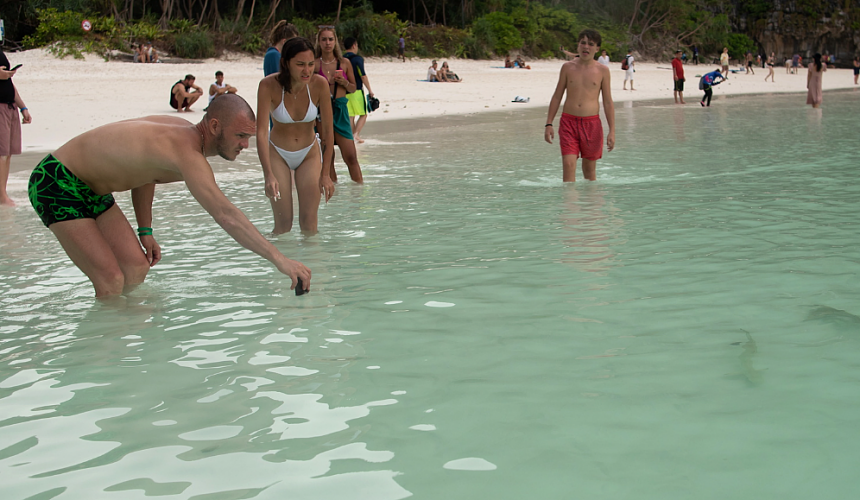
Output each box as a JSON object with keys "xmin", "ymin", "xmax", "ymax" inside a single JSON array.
[{"xmin": 566, "ymin": 69, "xmax": 602, "ymax": 91}]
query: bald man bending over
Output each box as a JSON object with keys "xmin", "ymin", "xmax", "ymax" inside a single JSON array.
[{"xmin": 28, "ymin": 94, "xmax": 311, "ymax": 297}]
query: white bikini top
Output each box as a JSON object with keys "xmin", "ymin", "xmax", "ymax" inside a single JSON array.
[{"xmin": 271, "ymin": 85, "xmax": 317, "ymax": 124}]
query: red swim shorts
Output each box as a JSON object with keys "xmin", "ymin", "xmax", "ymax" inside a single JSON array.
[{"xmin": 559, "ymin": 113, "xmax": 603, "ymax": 161}]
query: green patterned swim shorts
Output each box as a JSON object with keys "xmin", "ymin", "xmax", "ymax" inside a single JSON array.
[{"xmin": 29, "ymin": 154, "xmax": 116, "ymax": 227}]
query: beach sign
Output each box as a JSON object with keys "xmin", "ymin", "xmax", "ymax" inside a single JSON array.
[{"xmin": 82, "ymin": 19, "xmax": 92, "ymax": 32}]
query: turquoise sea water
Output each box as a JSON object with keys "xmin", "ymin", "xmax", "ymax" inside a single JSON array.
[{"xmin": 1, "ymin": 91, "xmax": 859, "ymax": 499}]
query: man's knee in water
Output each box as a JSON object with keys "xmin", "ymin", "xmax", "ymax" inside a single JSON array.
[{"xmin": 124, "ymin": 260, "xmax": 151, "ymax": 286}]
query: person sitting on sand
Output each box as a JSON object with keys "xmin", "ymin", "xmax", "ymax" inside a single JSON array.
[
  {"xmin": 170, "ymin": 74, "xmax": 203, "ymax": 112},
  {"xmin": 133, "ymin": 43, "xmax": 146, "ymax": 63},
  {"xmin": 505, "ymin": 55, "xmax": 513, "ymax": 68},
  {"xmin": 209, "ymin": 71, "xmax": 238, "ymax": 104},
  {"xmin": 427, "ymin": 60, "xmax": 439, "ymax": 82},
  {"xmin": 438, "ymin": 62, "xmax": 461, "ymax": 82},
  {"xmin": 144, "ymin": 42, "xmax": 158, "ymax": 63},
  {"xmin": 515, "ymin": 56, "xmax": 531, "ymax": 69}
]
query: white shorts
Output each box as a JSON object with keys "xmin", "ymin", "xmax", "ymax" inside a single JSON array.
[{"xmin": 624, "ymin": 69, "xmax": 634, "ymax": 81}]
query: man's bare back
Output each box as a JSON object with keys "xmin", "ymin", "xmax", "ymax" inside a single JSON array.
[{"xmin": 54, "ymin": 116, "xmax": 198, "ymax": 194}]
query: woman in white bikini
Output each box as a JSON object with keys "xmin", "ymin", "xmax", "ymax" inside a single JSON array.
[
  {"xmin": 315, "ymin": 27, "xmax": 363, "ymax": 184},
  {"xmin": 256, "ymin": 37, "xmax": 335, "ymax": 234}
]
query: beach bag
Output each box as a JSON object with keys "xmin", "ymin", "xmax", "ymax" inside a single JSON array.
[
  {"xmin": 621, "ymin": 56, "xmax": 629, "ymax": 71},
  {"xmin": 367, "ymin": 95, "xmax": 380, "ymax": 112}
]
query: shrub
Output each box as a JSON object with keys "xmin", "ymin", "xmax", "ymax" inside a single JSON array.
[
  {"xmin": 472, "ymin": 12, "xmax": 524, "ymax": 55},
  {"xmin": 726, "ymin": 33, "xmax": 756, "ymax": 59},
  {"xmin": 173, "ymin": 31, "xmax": 215, "ymax": 59}
]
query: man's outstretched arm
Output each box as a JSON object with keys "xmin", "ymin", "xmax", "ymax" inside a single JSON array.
[{"xmin": 180, "ymin": 157, "xmax": 311, "ymax": 289}]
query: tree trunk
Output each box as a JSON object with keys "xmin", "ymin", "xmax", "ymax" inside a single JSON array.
[
  {"xmin": 158, "ymin": 0, "xmax": 175, "ymax": 29},
  {"xmin": 246, "ymin": 0, "xmax": 257, "ymax": 28},
  {"xmin": 198, "ymin": 0, "xmax": 209, "ymax": 26},
  {"xmin": 264, "ymin": 0, "xmax": 283, "ymax": 30},
  {"xmin": 335, "ymin": 0, "xmax": 343, "ymax": 25},
  {"xmin": 234, "ymin": 0, "xmax": 247, "ymax": 25}
]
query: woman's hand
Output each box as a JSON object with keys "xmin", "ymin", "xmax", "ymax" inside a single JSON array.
[
  {"xmin": 320, "ymin": 175, "xmax": 335, "ymax": 202},
  {"xmin": 265, "ymin": 176, "xmax": 281, "ymax": 201},
  {"xmin": 333, "ymin": 71, "xmax": 349, "ymax": 89}
]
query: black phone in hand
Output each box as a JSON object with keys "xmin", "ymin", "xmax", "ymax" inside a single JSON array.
[{"xmin": 295, "ymin": 277, "xmax": 308, "ymax": 296}]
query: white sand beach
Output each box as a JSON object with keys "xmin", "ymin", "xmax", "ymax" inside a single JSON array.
[{"xmin": 7, "ymin": 48, "xmax": 858, "ymax": 153}]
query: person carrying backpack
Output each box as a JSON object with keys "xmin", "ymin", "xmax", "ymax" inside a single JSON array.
[
  {"xmin": 699, "ymin": 69, "xmax": 724, "ymax": 107},
  {"xmin": 622, "ymin": 50, "xmax": 635, "ymax": 90},
  {"xmin": 343, "ymin": 37, "xmax": 375, "ymax": 144}
]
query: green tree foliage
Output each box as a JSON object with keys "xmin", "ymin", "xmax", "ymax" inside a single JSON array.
[
  {"xmin": 4, "ymin": 0, "xmax": 837, "ymax": 62},
  {"xmin": 725, "ymin": 32, "xmax": 755, "ymax": 57},
  {"xmin": 472, "ymin": 12, "xmax": 524, "ymax": 54}
]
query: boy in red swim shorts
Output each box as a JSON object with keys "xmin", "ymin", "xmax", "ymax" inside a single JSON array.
[{"xmin": 545, "ymin": 29, "xmax": 615, "ymax": 182}]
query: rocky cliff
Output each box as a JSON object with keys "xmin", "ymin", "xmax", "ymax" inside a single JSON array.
[{"xmin": 731, "ymin": 0, "xmax": 859, "ymax": 65}]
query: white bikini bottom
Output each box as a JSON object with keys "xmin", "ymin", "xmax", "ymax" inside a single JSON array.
[{"xmin": 269, "ymin": 134, "xmax": 322, "ymax": 171}]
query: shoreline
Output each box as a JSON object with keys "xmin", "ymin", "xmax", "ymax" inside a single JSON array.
[{"xmin": 6, "ymin": 48, "xmax": 858, "ymax": 160}]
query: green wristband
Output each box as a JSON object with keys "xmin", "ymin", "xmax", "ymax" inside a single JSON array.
[{"xmin": 137, "ymin": 227, "xmax": 153, "ymax": 236}]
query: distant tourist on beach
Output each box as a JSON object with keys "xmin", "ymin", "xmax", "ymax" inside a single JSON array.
[
  {"xmin": 545, "ymin": 29, "xmax": 615, "ymax": 182},
  {"xmin": 170, "ymin": 75, "xmax": 203, "ymax": 112},
  {"xmin": 853, "ymin": 56, "xmax": 859, "ymax": 84},
  {"xmin": 597, "ymin": 50, "xmax": 610, "ymax": 66},
  {"xmin": 343, "ymin": 37, "xmax": 375, "ymax": 143},
  {"xmin": 1, "ymin": 51, "xmax": 32, "ymax": 207},
  {"xmin": 756, "ymin": 53, "xmax": 762, "ymax": 68},
  {"xmin": 720, "ymin": 48, "xmax": 730, "ymax": 78},
  {"xmin": 622, "ymin": 49, "xmax": 635, "ymax": 90},
  {"xmin": 398, "ymin": 36, "xmax": 406, "ymax": 62},
  {"xmin": 691, "ymin": 45, "xmax": 699, "ymax": 65},
  {"xmin": 791, "ymin": 53, "xmax": 800, "ymax": 74},
  {"xmin": 144, "ymin": 42, "xmax": 158, "ymax": 63},
  {"xmin": 27, "ymin": 94, "xmax": 311, "ymax": 297},
  {"xmin": 515, "ymin": 56, "xmax": 531, "ymax": 69},
  {"xmin": 505, "ymin": 55, "xmax": 513, "ymax": 68},
  {"xmin": 559, "ymin": 46, "xmax": 578, "ymax": 60},
  {"xmin": 264, "ymin": 21, "xmax": 299, "ymax": 77},
  {"xmin": 427, "ymin": 60, "xmax": 439, "ymax": 81},
  {"xmin": 699, "ymin": 69, "xmax": 724, "ymax": 107},
  {"xmin": 209, "ymin": 71, "xmax": 238, "ymax": 103},
  {"xmin": 806, "ymin": 53, "xmax": 826, "ymax": 109},
  {"xmin": 256, "ymin": 37, "xmax": 334, "ymax": 235},
  {"xmin": 672, "ymin": 50, "xmax": 686, "ymax": 104},
  {"xmin": 316, "ymin": 26, "xmax": 363, "ymax": 183},
  {"xmin": 133, "ymin": 43, "xmax": 146, "ymax": 63},
  {"xmin": 745, "ymin": 52, "xmax": 755, "ymax": 74},
  {"xmin": 438, "ymin": 62, "xmax": 462, "ymax": 82},
  {"xmin": 765, "ymin": 52, "xmax": 775, "ymax": 82}
]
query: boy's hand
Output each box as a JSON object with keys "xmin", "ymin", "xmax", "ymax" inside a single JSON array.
[
  {"xmin": 544, "ymin": 125, "xmax": 554, "ymax": 144},
  {"xmin": 606, "ymin": 131, "xmax": 615, "ymax": 152}
]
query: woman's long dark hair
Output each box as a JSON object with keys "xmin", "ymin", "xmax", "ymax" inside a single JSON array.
[
  {"xmin": 277, "ymin": 37, "xmax": 315, "ymax": 93},
  {"xmin": 813, "ymin": 53, "xmax": 822, "ymax": 72}
]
